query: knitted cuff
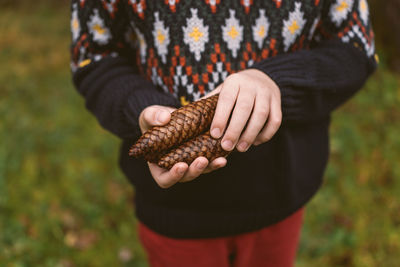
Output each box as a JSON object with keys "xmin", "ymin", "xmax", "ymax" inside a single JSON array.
[
  {"xmin": 251, "ymin": 52, "xmax": 311, "ymax": 122},
  {"xmin": 251, "ymin": 40, "xmax": 376, "ymax": 122}
]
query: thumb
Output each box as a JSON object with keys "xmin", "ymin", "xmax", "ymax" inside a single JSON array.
[{"xmin": 139, "ymin": 105, "xmax": 174, "ymax": 132}]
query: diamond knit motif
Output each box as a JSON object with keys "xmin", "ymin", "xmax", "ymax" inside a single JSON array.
[
  {"xmin": 282, "ymin": 2, "xmax": 306, "ymax": 51},
  {"xmin": 252, "ymin": 9, "xmax": 270, "ymax": 49},
  {"xmin": 222, "ymin": 10, "xmax": 244, "ymax": 58},
  {"xmin": 183, "ymin": 8, "xmax": 209, "ymax": 62},
  {"xmin": 358, "ymin": 0, "xmax": 369, "ymax": 25},
  {"xmin": 329, "ymin": 0, "xmax": 354, "ymax": 26},
  {"xmin": 87, "ymin": 9, "xmax": 111, "ymax": 45},
  {"xmin": 71, "ymin": 3, "xmax": 81, "ymax": 42},
  {"xmin": 152, "ymin": 12, "xmax": 170, "ymax": 63}
]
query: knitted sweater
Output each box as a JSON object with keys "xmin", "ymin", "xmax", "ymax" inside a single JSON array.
[{"xmin": 70, "ymin": 0, "xmax": 377, "ymax": 238}]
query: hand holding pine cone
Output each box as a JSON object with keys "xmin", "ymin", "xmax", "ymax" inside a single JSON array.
[
  {"xmin": 157, "ymin": 131, "xmax": 229, "ymax": 170},
  {"xmin": 129, "ymin": 94, "xmax": 230, "ymax": 169}
]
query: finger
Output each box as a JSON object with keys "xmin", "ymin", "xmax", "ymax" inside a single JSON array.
[
  {"xmin": 149, "ymin": 162, "xmax": 188, "ymax": 188},
  {"xmin": 254, "ymin": 96, "xmax": 282, "ymax": 145},
  {"xmin": 143, "ymin": 106, "xmax": 171, "ymax": 126},
  {"xmin": 203, "ymin": 157, "xmax": 227, "ymax": 174},
  {"xmin": 210, "ymin": 78, "xmax": 239, "ymax": 139},
  {"xmin": 200, "ymin": 84, "xmax": 222, "ymax": 100},
  {"xmin": 179, "ymin": 157, "xmax": 209, "ymax": 182},
  {"xmin": 236, "ymin": 93, "xmax": 269, "ymax": 152},
  {"xmin": 140, "ymin": 106, "xmax": 173, "ymax": 132},
  {"xmin": 221, "ymin": 89, "xmax": 255, "ymax": 151}
]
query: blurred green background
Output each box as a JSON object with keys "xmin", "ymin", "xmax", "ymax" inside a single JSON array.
[{"xmin": 1, "ymin": 1, "xmax": 399, "ymax": 266}]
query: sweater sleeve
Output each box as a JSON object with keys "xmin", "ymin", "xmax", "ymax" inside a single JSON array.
[
  {"xmin": 70, "ymin": 0, "xmax": 180, "ymax": 140},
  {"xmin": 251, "ymin": 0, "xmax": 377, "ymax": 123}
]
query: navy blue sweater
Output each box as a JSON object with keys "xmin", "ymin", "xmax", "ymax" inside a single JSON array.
[{"xmin": 71, "ymin": 0, "xmax": 376, "ymax": 238}]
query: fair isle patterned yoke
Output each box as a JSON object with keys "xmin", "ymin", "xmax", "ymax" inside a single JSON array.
[{"xmin": 71, "ymin": 0, "xmax": 375, "ymax": 104}]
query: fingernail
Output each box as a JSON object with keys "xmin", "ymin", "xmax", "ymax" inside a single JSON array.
[
  {"xmin": 197, "ymin": 161, "xmax": 207, "ymax": 169},
  {"xmin": 156, "ymin": 111, "xmax": 168, "ymax": 124},
  {"xmin": 238, "ymin": 141, "xmax": 248, "ymax": 152},
  {"xmin": 211, "ymin": 128, "xmax": 221, "ymax": 138},
  {"xmin": 177, "ymin": 167, "xmax": 186, "ymax": 175},
  {"xmin": 222, "ymin": 140, "xmax": 233, "ymax": 151}
]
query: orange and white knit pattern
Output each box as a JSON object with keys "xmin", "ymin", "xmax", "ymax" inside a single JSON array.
[{"xmin": 71, "ymin": 0, "xmax": 375, "ymax": 104}]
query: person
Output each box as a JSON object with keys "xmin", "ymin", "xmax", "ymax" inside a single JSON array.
[{"xmin": 70, "ymin": 0, "xmax": 377, "ymax": 266}]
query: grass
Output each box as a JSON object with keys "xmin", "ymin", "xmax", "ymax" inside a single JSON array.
[{"xmin": 1, "ymin": 4, "xmax": 399, "ymax": 267}]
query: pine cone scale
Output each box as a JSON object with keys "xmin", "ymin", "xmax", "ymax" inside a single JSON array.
[
  {"xmin": 129, "ymin": 94, "xmax": 219, "ymax": 158},
  {"xmin": 130, "ymin": 94, "xmax": 230, "ymax": 170},
  {"xmin": 157, "ymin": 131, "xmax": 230, "ymax": 170}
]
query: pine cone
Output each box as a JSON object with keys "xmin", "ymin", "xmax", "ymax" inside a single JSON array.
[
  {"xmin": 157, "ymin": 131, "xmax": 230, "ymax": 170},
  {"xmin": 129, "ymin": 94, "xmax": 219, "ymax": 160}
]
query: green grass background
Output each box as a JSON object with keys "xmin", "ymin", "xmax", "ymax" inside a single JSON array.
[{"xmin": 1, "ymin": 3, "xmax": 399, "ymax": 267}]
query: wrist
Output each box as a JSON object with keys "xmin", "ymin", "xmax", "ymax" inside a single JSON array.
[{"xmin": 247, "ymin": 68, "xmax": 281, "ymax": 93}]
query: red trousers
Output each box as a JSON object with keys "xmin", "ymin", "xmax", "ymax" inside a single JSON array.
[{"xmin": 138, "ymin": 208, "xmax": 304, "ymax": 267}]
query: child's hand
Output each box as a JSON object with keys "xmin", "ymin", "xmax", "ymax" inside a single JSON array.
[
  {"xmin": 138, "ymin": 105, "xmax": 227, "ymax": 188},
  {"xmin": 209, "ymin": 69, "xmax": 282, "ymax": 152}
]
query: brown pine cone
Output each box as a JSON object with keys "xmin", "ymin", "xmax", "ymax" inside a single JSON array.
[
  {"xmin": 129, "ymin": 94, "xmax": 219, "ymax": 161},
  {"xmin": 157, "ymin": 131, "xmax": 230, "ymax": 170}
]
